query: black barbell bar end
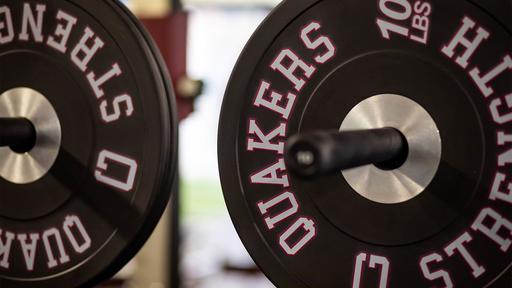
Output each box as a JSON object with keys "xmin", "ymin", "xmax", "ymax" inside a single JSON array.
[
  {"xmin": 0, "ymin": 117, "xmax": 37, "ymax": 153},
  {"xmin": 285, "ymin": 128, "xmax": 409, "ymax": 178}
]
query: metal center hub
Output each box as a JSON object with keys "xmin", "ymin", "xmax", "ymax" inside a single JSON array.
[
  {"xmin": 340, "ymin": 94, "xmax": 442, "ymax": 204},
  {"xmin": 0, "ymin": 87, "xmax": 62, "ymax": 184}
]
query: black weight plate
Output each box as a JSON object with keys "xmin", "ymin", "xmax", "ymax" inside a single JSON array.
[
  {"xmin": 219, "ymin": 0, "xmax": 512, "ymax": 287},
  {"xmin": 0, "ymin": 0, "xmax": 177, "ymax": 287}
]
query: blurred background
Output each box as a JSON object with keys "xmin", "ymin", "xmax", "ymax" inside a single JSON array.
[{"xmin": 100, "ymin": 0, "xmax": 281, "ymax": 287}]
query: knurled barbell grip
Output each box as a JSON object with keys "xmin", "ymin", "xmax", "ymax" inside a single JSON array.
[
  {"xmin": 285, "ymin": 128, "xmax": 408, "ymax": 178},
  {"xmin": 0, "ymin": 117, "xmax": 37, "ymax": 150}
]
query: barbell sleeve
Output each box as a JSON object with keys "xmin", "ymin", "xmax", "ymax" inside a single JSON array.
[
  {"xmin": 0, "ymin": 117, "xmax": 37, "ymax": 151},
  {"xmin": 285, "ymin": 128, "xmax": 408, "ymax": 178}
]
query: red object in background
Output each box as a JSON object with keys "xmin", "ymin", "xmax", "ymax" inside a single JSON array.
[{"xmin": 141, "ymin": 12, "xmax": 194, "ymax": 121}]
